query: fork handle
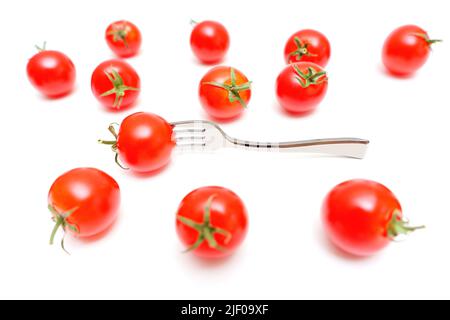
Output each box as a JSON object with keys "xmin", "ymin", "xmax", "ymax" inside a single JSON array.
[{"xmin": 227, "ymin": 138, "xmax": 369, "ymax": 159}]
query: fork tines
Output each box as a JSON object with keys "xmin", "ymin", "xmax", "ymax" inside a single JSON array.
[{"xmin": 172, "ymin": 126, "xmax": 207, "ymax": 148}]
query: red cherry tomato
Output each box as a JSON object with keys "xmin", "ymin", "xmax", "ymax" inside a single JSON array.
[
  {"xmin": 105, "ymin": 20, "xmax": 142, "ymax": 58},
  {"xmin": 26, "ymin": 44, "xmax": 76, "ymax": 98},
  {"xmin": 284, "ymin": 29, "xmax": 331, "ymax": 66},
  {"xmin": 276, "ymin": 62, "xmax": 328, "ymax": 115},
  {"xmin": 190, "ymin": 20, "xmax": 230, "ymax": 64},
  {"xmin": 382, "ymin": 25, "xmax": 441, "ymax": 76},
  {"xmin": 91, "ymin": 59, "xmax": 140, "ymax": 110},
  {"xmin": 199, "ymin": 66, "xmax": 251, "ymax": 120},
  {"xmin": 48, "ymin": 168, "xmax": 120, "ymax": 252},
  {"xmin": 176, "ymin": 186, "xmax": 248, "ymax": 259},
  {"xmin": 322, "ymin": 179, "xmax": 424, "ymax": 257},
  {"xmin": 99, "ymin": 112, "xmax": 175, "ymax": 173}
]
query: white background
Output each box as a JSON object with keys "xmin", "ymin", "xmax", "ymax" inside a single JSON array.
[{"xmin": 0, "ymin": 0, "xmax": 449, "ymax": 300}]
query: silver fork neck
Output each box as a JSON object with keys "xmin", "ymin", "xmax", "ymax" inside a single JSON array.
[{"xmin": 225, "ymin": 137, "xmax": 369, "ymax": 159}]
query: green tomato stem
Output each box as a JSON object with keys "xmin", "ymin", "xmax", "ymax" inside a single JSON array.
[
  {"xmin": 387, "ymin": 210, "xmax": 425, "ymax": 239},
  {"xmin": 177, "ymin": 195, "xmax": 233, "ymax": 253}
]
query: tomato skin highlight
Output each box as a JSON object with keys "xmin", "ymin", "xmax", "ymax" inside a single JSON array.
[
  {"xmin": 382, "ymin": 25, "xmax": 432, "ymax": 75},
  {"xmin": 190, "ymin": 21, "xmax": 230, "ymax": 64},
  {"xmin": 48, "ymin": 168, "xmax": 120, "ymax": 238},
  {"xmin": 117, "ymin": 112, "xmax": 175, "ymax": 173},
  {"xmin": 27, "ymin": 50, "xmax": 76, "ymax": 98},
  {"xmin": 176, "ymin": 186, "xmax": 249, "ymax": 259},
  {"xmin": 199, "ymin": 66, "xmax": 251, "ymax": 120},
  {"xmin": 276, "ymin": 62, "xmax": 328, "ymax": 115},
  {"xmin": 284, "ymin": 29, "xmax": 331, "ymax": 66},
  {"xmin": 105, "ymin": 20, "xmax": 142, "ymax": 58},
  {"xmin": 91, "ymin": 59, "xmax": 140, "ymax": 110},
  {"xmin": 322, "ymin": 179, "xmax": 403, "ymax": 257}
]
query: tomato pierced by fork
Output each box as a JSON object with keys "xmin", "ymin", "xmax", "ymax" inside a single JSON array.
[{"xmin": 99, "ymin": 112, "xmax": 175, "ymax": 173}]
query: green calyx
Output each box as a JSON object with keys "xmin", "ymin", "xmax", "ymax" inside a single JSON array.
[
  {"xmin": 203, "ymin": 68, "xmax": 252, "ymax": 108},
  {"xmin": 98, "ymin": 123, "xmax": 129, "ymax": 170},
  {"xmin": 387, "ymin": 210, "xmax": 425, "ymax": 239},
  {"xmin": 412, "ymin": 33, "xmax": 443, "ymax": 46},
  {"xmin": 48, "ymin": 205, "xmax": 79, "ymax": 255},
  {"xmin": 177, "ymin": 195, "xmax": 233, "ymax": 253},
  {"xmin": 100, "ymin": 69, "xmax": 140, "ymax": 109},
  {"xmin": 108, "ymin": 25, "xmax": 129, "ymax": 48},
  {"xmin": 292, "ymin": 64, "xmax": 328, "ymax": 88},
  {"xmin": 35, "ymin": 41, "xmax": 47, "ymax": 52},
  {"xmin": 288, "ymin": 37, "xmax": 317, "ymax": 61}
]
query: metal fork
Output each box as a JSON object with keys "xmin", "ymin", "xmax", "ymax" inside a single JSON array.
[{"xmin": 171, "ymin": 120, "xmax": 369, "ymax": 159}]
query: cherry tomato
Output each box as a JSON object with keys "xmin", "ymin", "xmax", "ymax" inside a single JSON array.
[
  {"xmin": 91, "ymin": 60, "xmax": 140, "ymax": 110},
  {"xmin": 276, "ymin": 62, "xmax": 328, "ymax": 115},
  {"xmin": 284, "ymin": 29, "xmax": 331, "ymax": 66},
  {"xmin": 105, "ymin": 20, "xmax": 142, "ymax": 58},
  {"xmin": 48, "ymin": 168, "xmax": 120, "ymax": 252},
  {"xmin": 26, "ymin": 44, "xmax": 76, "ymax": 98},
  {"xmin": 199, "ymin": 66, "xmax": 251, "ymax": 120},
  {"xmin": 382, "ymin": 25, "xmax": 441, "ymax": 76},
  {"xmin": 99, "ymin": 112, "xmax": 175, "ymax": 173},
  {"xmin": 176, "ymin": 186, "xmax": 248, "ymax": 259},
  {"xmin": 190, "ymin": 20, "xmax": 230, "ymax": 64},
  {"xmin": 322, "ymin": 179, "xmax": 424, "ymax": 257}
]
